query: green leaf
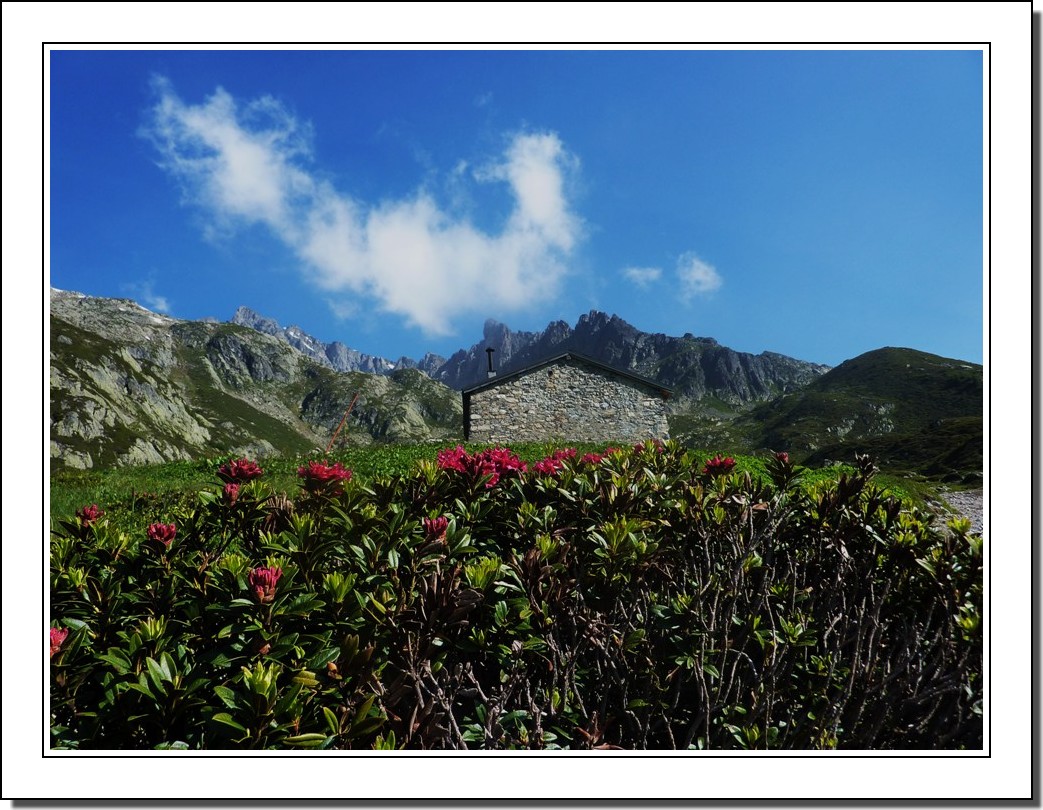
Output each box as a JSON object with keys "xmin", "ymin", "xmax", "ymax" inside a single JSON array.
[
  {"xmin": 277, "ymin": 594, "xmax": 326, "ymax": 617},
  {"xmin": 157, "ymin": 652, "xmax": 174, "ymax": 681},
  {"xmin": 214, "ymin": 685, "xmax": 239, "ymax": 710},
  {"xmin": 272, "ymin": 682, "xmax": 304, "ymax": 718},
  {"xmin": 323, "ymin": 706, "xmax": 340, "ymax": 736},
  {"xmin": 915, "ymin": 557, "xmax": 937, "ymax": 576},
  {"xmin": 308, "ymin": 647, "xmax": 341, "ymax": 669},
  {"xmin": 211, "ymin": 712, "xmax": 248, "ymax": 734},
  {"xmin": 291, "ymin": 670, "xmax": 320, "ymax": 688},
  {"xmin": 350, "ymin": 717, "xmax": 385, "ymax": 738},
  {"xmin": 126, "ymin": 682, "xmax": 155, "ymax": 700},
  {"xmin": 284, "ymin": 733, "xmax": 329, "ymax": 748},
  {"xmin": 97, "ymin": 649, "xmax": 132, "ymax": 675},
  {"xmin": 154, "ymin": 741, "xmax": 190, "ymax": 750},
  {"xmin": 145, "ymin": 659, "xmax": 168, "ymax": 696}
]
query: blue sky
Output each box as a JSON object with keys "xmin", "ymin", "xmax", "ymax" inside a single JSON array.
[{"xmin": 49, "ymin": 48, "xmax": 984, "ymax": 366}]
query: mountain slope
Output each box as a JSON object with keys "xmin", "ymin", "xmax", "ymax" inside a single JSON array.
[
  {"xmin": 50, "ymin": 291, "xmax": 462, "ymax": 469},
  {"xmin": 725, "ymin": 347, "xmax": 984, "ymax": 478}
]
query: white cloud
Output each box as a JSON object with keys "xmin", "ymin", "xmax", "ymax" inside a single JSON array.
[
  {"xmin": 122, "ymin": 279, "xmax": 171, "ymax": 314},
  {"xmin": 621, "ymin": 266, "xmax": 662, "ymax": 288},
  {"xmin": 142, "ymin": 78, "xmax": 581, "ymax": 336},
  {"xmin": 677, "ymin": 252, "xmax": 723, "ymax": 300}
]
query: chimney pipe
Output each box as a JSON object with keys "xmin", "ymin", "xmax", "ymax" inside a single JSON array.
[{"xmin": 486, "ymin": 347, "xmax": 496, "ymax": 379}]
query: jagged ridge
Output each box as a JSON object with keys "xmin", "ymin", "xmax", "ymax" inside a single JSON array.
[
  {"xmin": 431, "ymin": 311, "xmax": 830, "ymax": 405},
  {"xmin": 230, "ymin": 306, "xmax": 446, "ymax": 377},
  {"xmin": 227, "ymin": 304, "xmax": 830, "ymax": 406}
]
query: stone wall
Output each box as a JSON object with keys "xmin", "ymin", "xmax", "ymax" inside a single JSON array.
[{"xmin": 466, "ymin": 356, "xmax": 670, "ymax": 443}]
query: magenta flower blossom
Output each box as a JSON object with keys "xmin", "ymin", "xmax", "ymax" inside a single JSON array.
[
  {"xmin": 297, "ymin": 460, "xmax": 353, "ymax": 495},
  {"xmin": 533, "ymin": 458, "xmax": 562, "ymax": 475},
  {"xmin": 436, "ymin": 445, "xmax": 470, "ymax": 473},
  {"xmin": 423, "ymin": 515, "xmax": 449, "ymax": 541},
  {"xmin": 437, "ymin": 446, "xmax": 527, "ymax": 487},
  {"xmin": 534, "ymin": 448, "xmax": 577, "ymax": 476},
  {"xmin": 217, "ymin": 458, "xmax": 264, "ymax": 484},
  {"xmin": 774, "ymin": 451, "xmax": 790, "ymax": 465},
  {"xmin": 249, "ymin": 566, "xmax": 283, "ymax": 604},
  {"xmin": 702, "ymin": 454, "xmax": 737, "ymax": 476},
  {"xmin": 147, "ymin": 522, "xmax": 177, "ymax": 549},
  {"xmin": 223, "ymin": 483, "xmax": 240, "ymax": 505},
  {"xmin": 50, "ymin": 627, "xmax": 69, "ymax": 658},
  {"xmin": 76, "ymin": 504, "xmax": 104, "ymax": 526}
]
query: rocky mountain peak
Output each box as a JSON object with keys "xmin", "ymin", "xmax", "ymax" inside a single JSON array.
[
  {"xmin": 228, "ymin": 308, "xmax": 403, "ymax": 377},
  {"xmin": 231, "ymin": 306, "xmax": 281, "ymax": 336}
]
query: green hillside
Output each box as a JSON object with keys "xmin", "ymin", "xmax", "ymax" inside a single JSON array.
[{"xmin": 671, "ymin": 347, "xmax": 983, "ymax": 481}]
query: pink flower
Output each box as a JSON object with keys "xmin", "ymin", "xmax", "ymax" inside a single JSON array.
[
  {"xmin": 76, "ymin": 504, "xmax": 104, "ymax": 526},
  {"xmin": 297, "ymin": 460, "xmax": 353, "ymax": 495},
  {"xmin": 581, "ymin": 452, "xmax": 606, "ymax": 465},
  {"xmin": 533, "ymin": 448, "xmax": 576, "ymax": 476},
  {"xmin": 702, "ymin": 454, "xmax": 736, "ymax": 476},
  {"xmin": 50, "ymin": 627, "xmax": 69, "ymax": 658},
  {"xmin": 423, "ymin": 516, "xmax": 449, "ymax": 541},
  {"xmin": 223, "ymin": 483, "xmax": 240, "ymax": 505},
  {"xmin": 533, "ymin": 458, "xmax": 562, "ymax": 475},
  {"xmin": 249, "ymin": 566, "xmax": 282, "ymax": 604},
  {"xmin": 437, "ymin": 446, "xmax": 527, "ymax": 487},
  {"xmin": 437, "ymin": 445, "xmax": 470, "ymax": 473},
  {"xmin": 774, "ymin": 451, "xmax": 790, "ymax": 465},
  {"xmin": 147, "ymin": 522, "xmax": 176, "ymax": 549},
  {"xmin": 217, "ymin": 458, "xmax": 264, "ymax": 484}
]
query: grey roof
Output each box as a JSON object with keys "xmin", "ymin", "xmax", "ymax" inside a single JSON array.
[{"xmin": 461, "ymin": 352, "xmax": 672, "ymax": 398}]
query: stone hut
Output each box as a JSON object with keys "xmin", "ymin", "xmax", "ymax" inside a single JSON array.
[{"xmin": 462, "ymin": 352, "xmax": 671, "ymax": 443}]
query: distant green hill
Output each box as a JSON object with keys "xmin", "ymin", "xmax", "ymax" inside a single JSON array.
[{"xmin": 671, "ymin": 347, "xmax": 983, "ymax": 481}]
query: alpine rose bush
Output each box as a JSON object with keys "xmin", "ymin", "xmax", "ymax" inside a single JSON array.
[
  {"xmin": 423, "ymin": 515, "xmax": 449, "ymax": 541},
  {"xmin": 534, "ymin": 448, "xmax": 577, "ymax": 476},
  {"xmin": 49, "ymin": 443, "xmax": 981, "ymax": 752},
  {"xmin": 437, "ymin": 445, "xmax": 527, "ymax": 488},
  {"xmin": 249, "ymin": 566, "xmax": 282, "ymax": 604},
  {"xmin": 217, "ymin": 458, "xmax": 264, "ymax": 484},
  {"xmin": 297, "ymin": 460, "xmax": 353, "ymax": 495},
  {"xmin": 76, "ymin": 504, "xmax": 104, "ymax": 526},
  {"xmin": 703, "ymin": 454, "xmax": 737, "ymax": 476},
  {"xmin": 146, "ymin": 522, "xmax": 176, "ymax": 550},
  {"xmin": 49, "ymin": 627, "xmax": 69, "ymax": 658}
]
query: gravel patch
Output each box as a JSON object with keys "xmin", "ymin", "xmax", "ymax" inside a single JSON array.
[{"xmin": 939, "ymin": 489, "xmax": 984, "ymax": 535}]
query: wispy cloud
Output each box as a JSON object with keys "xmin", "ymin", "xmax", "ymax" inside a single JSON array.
[
  {"xmin": 142, "ymin": 77, "xmax": 582, "ymax": 336},
  {"xmin": 676, "ymin": 252, "xmax": 722, "ymax": 300},
  {"xmin": 122, "ymin": 279, "xmax": 171, "ymax": 314},
  {"xmin": 621, "ymin": 266, "xmax": 662, "ymax": 288}
]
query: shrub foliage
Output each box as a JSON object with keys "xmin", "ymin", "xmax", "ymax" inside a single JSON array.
[{"xmin": 50, "ymin": 442, "xmax": 982, "ymax": 750}]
